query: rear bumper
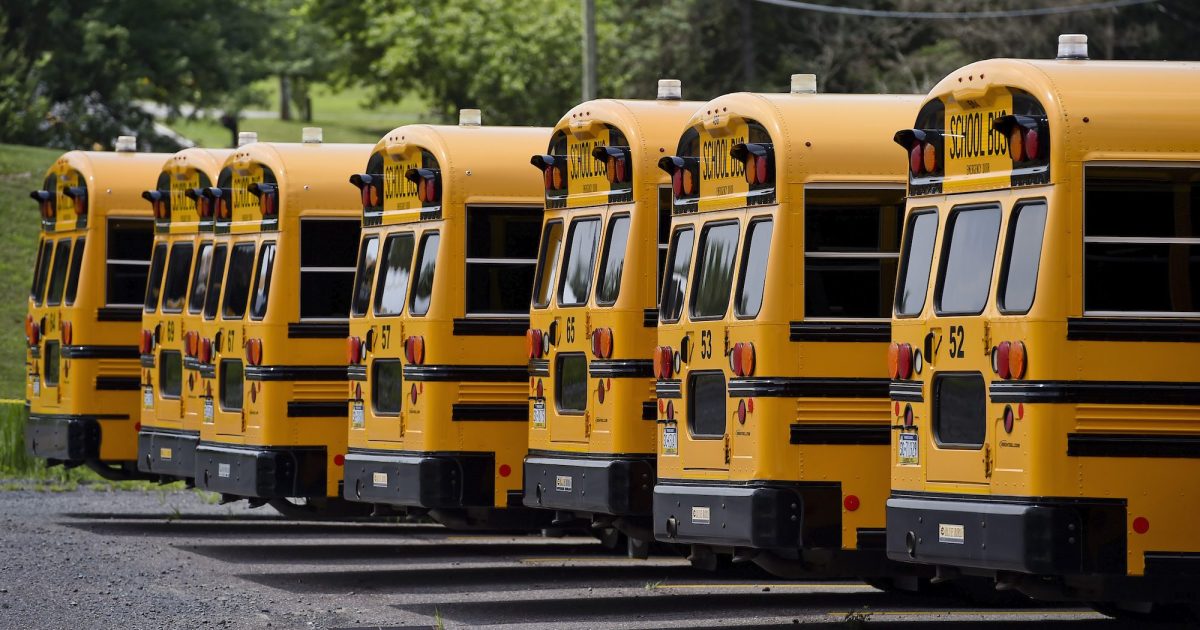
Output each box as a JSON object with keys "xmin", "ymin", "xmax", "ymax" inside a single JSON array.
[
  {"xmin": 653, "ymin": 480, "xmax": 840, "ymax": 550},
  {"xmin": 137, "ymin": 428, "xmax": 198, "ymax": 478},
  {"xmin": 522, "ymin": 452, "xmax": 654, "ymax": 516},
  {"xmin": 885, "ymin": 493, "xmax": 1126, "ymax": 575},
  {"xmin": 343, "ymin": 449, "xmax": 495, "ymax": 509},
  {"xmin": 194, "ymin": 442, "xmax": 327, "ymax": 499},
  {"xmin": 26, "ymin": 413, "xmax": 103, "ymax": 461}
]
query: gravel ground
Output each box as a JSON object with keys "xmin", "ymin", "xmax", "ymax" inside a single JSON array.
[{"xmin": 0, "ymin": 487, "xmax": 1125, "ymax": 629}]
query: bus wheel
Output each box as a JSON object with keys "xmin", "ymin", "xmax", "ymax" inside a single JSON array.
[
  {"xmin": 627, "ymin": 536, "xmax": 651, "ymax": 560},
  {"xmin": 596, "ymin": 526, "xmax": 626, "ymax": 551}
]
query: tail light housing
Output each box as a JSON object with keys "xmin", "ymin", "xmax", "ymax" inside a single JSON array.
[
  {"xmin": 731, "ymin": 143, "xmax": 774, "ymax": 187},
  {"xmin": 61, "ymin": 321, "xmax": 72, "ymax": 346},
  {"xmin": 730, "ymin": 342, "xmax": 756, "ymax": 377},
  {"xmin": 994, "ymin": 115, "xmax": 1048, "ymax": 165},
  {"xmin": 185, "ymin": 188, "xmax": 211, "ymax": 218},
  {"xmin": 658, "ymin": 156, "xmax": 699, "ymax": 198},
  {"xmin": 992, "ymin": 340, "xmax": 1027, "ymax": 380},
  {"xmin": 249, "ymin": 182, "xmax": 278, "ymax": 216},
  {"xmin": 531, "ymin": 154, "xmax": 566, "ymax": 192},
  {"xmin": 888, "ymin": 342, "xmax": 913, "ymax": 379},
  {"xmin": 405, "ymin": 168, "xmax": 441, "ymax": 204},
  {"xmin": 142, "ymin": 189, "xmax": 167, "ymax": 219},
  {"xmin": 245, "ymin": 338, "xmax": 263, "ymax": 366},
  {"xmin": 139, "ymin": 329, "xmax": 154, "ymax": 355},
  {"xmin": 30, "ymin": 190, "xmax": 54, "ymax": 220},
  {"xmin": 893, "ymin": 129, "xmax": 944, "ymax": 178},
  {"xmin": 349, "ymin": 174, "xmax": 383, "ymax": 209},
  {"xmin": 404, "ymin": 336, "xmax": 426, "ymax": 365},
  {"xmin": 204, "ymin": 187, "xmax": 231, "ymax": 219},
  {"xmin": 198, "ymin": 337, "xmax": 212, "ymax": 364},
  {"xmin": 592, "ymin": 146, "xmax": 631, "ymax": 185},
  {"xmin": 183, "ymin": 330, "xmax": 197, "ymax": 357},
  {"xmin": 590, "ymin": 328, "xmax": 613, "ymax": 359},
  {"xmin": 526, "ymin": 329, "xmax": 544, "ymax": 359},
  {"xmin": 25, "ymin": 315, "xmax": 35, "ymax": 346},
  {"xmin": 346, "ymin": 336, "xmax": 362, "ymax": 364},
  {"xmin": 653, "ymin": 345, "xmax": 674, "ymax": 380},
  {"xmin": 64, "ymin": 186, "xmax": 87, "ymax": 216}
]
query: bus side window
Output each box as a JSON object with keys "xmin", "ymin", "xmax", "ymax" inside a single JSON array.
[
  {"xmin": 659, "ymin": 227, "xmax": 695, "ymax": 323},
  {"xmin": 143, "ymin": 243, "xmax": 168, "ymax": 313},
  {"xmin": 203, "ymin": 244, "xmax": 228, "ymax": 320},
  {"xmin": 690, "ymin": 221, "xmax": 740, "ymax": 320},
  {"xmin": 221, "ymin": 242, "xmax": 256, "ymax": 320},
  {"xmin": 895, "ymin": 211, "xmax": 939, "ymax": 317},
  {"xmin": 805, "ymin": 189, "xmax": 903, "ymax": 319},
  {"xmin": 595, "ymin": 214, "xmax": 631, "ymax": 306},
  {"xmin": 64, "ymin": 237, "xmax": 86, "ymax": 306},
  {"xmin": 107, "ymin": 218, "xmax": 153, "ymax": 307},
  {"xmin": 935, "ymin": 204, "xmax": 1002, "ymax": 316},
  {"xmin": 31, "ymin": 239, "xmax": 52, "ymax": 305},
  {"xmin": 187, "ymin": 242, "xmax": 214, "ymax": 315},
  {"xmin": 249, "ymin": 242, "xmax": 276, "ymax": 320},
  {"xmin": 532, "ymin": 220, "xmax": 564, "ymax": 309},
  {"xmin": 558, "ymin": 217, "xmax": 602, "ymax": 308},
  {"xmin": 466, "ymin": 206, "xmax": 541, "ymax": 315},
  {"xmin": 374, "ymin": 232, "xmax": 415, "ymax": 317},
  {"xmin": 299, "ymin": 218, "xmax": 358, "ymax": 320},
  {"xmin": 735, "ymin": 218, "xmax": 773, "ymax": 319},
  {"xmin": 44, "ymin": 239, "xmax": 72, "ymax": 307},
  {"xmin": 350, "ymin": 236, "xmax": 380, "ymax": 317},
  {"xmin": 997, "ymin": 201, "xmax": 1048, "ymax": 314},
  {"xmin": 410, "ymin": 232, "xmax": 440, "ymax": 317},
  {"xmin": 1084, "ymin": 167, "xmax": 1200, "ymax": 314},
  {"xmin": 161, "ymin": 242, "xmax": 195, "ymax": 314}
]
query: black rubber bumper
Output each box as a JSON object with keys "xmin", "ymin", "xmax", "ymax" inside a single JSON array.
[
  {"xmin": 653, "ymin": 480, "xmax": 840, "ymax": 549},
  {"xmin": 886, "ymin": 494, "xmax": 1127, "ymax": 575},
  {"xmin": 194, "ymin": 442, "xmax": 327, "ymax": 499},
  {"xmin": 522, "ymin": 453, "xmax": 655, "ymax": 516},
  {"xmin": 25, "ymin": 413, "xmax": 102, "ymax": 461},
  {"xmin": 137, "ymin": 428, "xmax": 198, "ymax": 478},
  {"xmin": 342, "ymin": 449, "xmax": 495, "ymax": 508}
]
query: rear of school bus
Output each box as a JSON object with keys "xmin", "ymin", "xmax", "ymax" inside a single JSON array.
[
  {"xmin": 522, "ymin": 83, "xmax": 700, "ymax": 554},
  {"xmin": 195, "ymin": 136, "xmax": 370, "ymax": 514},
  {"xmin": 342, "ymin": 115, "xmax": 550, "ymax": 528},
  {"xmin": 652, "ymin": 80, "xmax": 921, "ymax": 577},
  {"xmin": 885, "ymin": 37, "xmax": 1200, "ymax": 617},
  {"xmin": 137, "ymin": 149, "xmax": 230, "ymax": 481},
  {"xmin": 25, "ymin": 139, "xmax": 165, "ymax": 479}
]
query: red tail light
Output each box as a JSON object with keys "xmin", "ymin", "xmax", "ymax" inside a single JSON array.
[
  {"xmin": 246, "ymin": 338, "xmax": 263, "ymax": 366},
  {"xmin": 736, "ymin": 399, "xmax": 747, "ymax": 424},
  {"xmin": 897, "ymin": 343, "xmax": 913, "ymax": 379},
  {"xmin": 995, "ymin": 341, "xmax": 1012, "ymax": 379},
  {"xmin": 198, "ymin": 196, "xmax": 212, "ymax": 218},
  {"xmin": 347, "ymin": 336, "xmax": 361, "ymax": 365},
  {"xmin": 404, "ymin": 336, "xmax": 426, "ymax": 365},
  {"xmin": 139, "ymin": 329, "xmax": 151, "ymax": 355},
  {"xmin": 199, "ymin": 337, "xmax": 212, "ymax": 364},
  {"xmin": 730, "ymin": 342, "xmax": 756, "ymax": 377},
  {"xmin": 590, "ymin": 328, "xmax": 613, "ymax": 359},
  {"xmin": 61, "ymin": 321, "xmax": 72, "ymax": 346},
  {"xmin": 30, "ymin": 320, "xmax": 40, "ymax": 346},
  {"xmin": 527, "ymin": 329, "xmax": 544, "ymax": 359},
  {"xmin": 656, "ymin": 346, "xmax": 674, "ymax": 379},
  {"xmin": 665, "ymin": 400, "xmax": 675, "ymax": 422},
  {"xmin": 25, "ymin": 315, "xmax": 34, "ymax": 345}
]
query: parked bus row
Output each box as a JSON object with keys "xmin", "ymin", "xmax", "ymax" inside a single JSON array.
[{"xmin": 23, "ymin": 34, "xmax": 1200, "ymax": 620}]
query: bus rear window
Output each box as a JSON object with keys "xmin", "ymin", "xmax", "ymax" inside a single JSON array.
[
  {"xmin": 300, "ymin": 219, "xmax": 358, "ymax": 320},
  {"xmin": 659, "ymin": 227, "xmax": 694, "ymax": 323},
  {"xmin": 688, "ymin": 371, "xmax": 726, "ymax": 438},
  {"xmin": 374, "ymin": 232, "xmax": 414, "ymax": 317},
  {"xmin": 998, "ymin": 201, "xmax": 1047, "ymax": 314},
  {"xmin": 895, "ymin": 211, "xmax": 938, "ymax": 317},
  {"xmin": 935, "ymin": 205, "xmax": 1001, "ymax": 316},
  {"xmin": 690, "ymin": 221, "xmax": 739, "ymax": 320},
  {"xmin": 161, "ymin": 242, "xmax": 194, "ymax": 314},
  {"xmin": 107, "ymin": 218, "xmax": 153, "ymax": 307},
  {"xmin": 559, "ymin": 217, "xmax": 601, "ymax": 307},
  {"xmin": 64, "ymin": 237, "xmax": 86, "ymax": 306},
  {"xmin": 221, "ymin": 242, "xmax": 255, "ymax": 319},
  {"xmin": 532, "ymin": 220, "xmax": 564, "ymax": 309},
  {"xmin": 187, "ymin": 242, "xmax": 214, "ymax": 315},
  {"xmin": 143, "ymin": 243, "xmax": 168, "ymax": 312},
  {"xmin": 595, "ymin": 215, "xmax": 631, "ymax": 306},
  {"xmin": 410, "ymin": 232, "xmax": 440, "ymax": 316},
  {"xmin": 735, "ymin": 219, "xmax": 772, "ymax": 318},
  {"xmin": 805, "ymin": 190, "xmax": 902, "ymax": 319},
  {"xmin": 1084, "ymin": 167, "xmax": 1200, "ymax": 314},
  {"xmin": 45, "ymin": 239, "xmax": 72, "ymax": 307},
  {"xmin": 249, "ymin": 242, "xmax": 276, "ymax": 320},
  {"xmin": 466, "ymin": 206, "xmax": 540, "ymax": 315},
  {"xmin": 350, "ymin": 236, "xmax": 379, "ymax": 317},
  {"xmin": 31, "ymin": 239, "xmax": 52, "ymax": 305},
  {"xmin": 203, "ymin": 244, "xmax": 228, "ymax": 320}
]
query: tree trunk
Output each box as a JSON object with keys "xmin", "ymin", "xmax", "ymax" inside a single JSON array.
[{"xmin": 280, "ymin": 75, "xmax": 292, "ymax": 121}]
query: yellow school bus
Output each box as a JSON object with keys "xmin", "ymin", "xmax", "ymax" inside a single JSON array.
[
  {"xmin": 523, "ymin": 82, "xmax": 699, "ymax": 555},
  {"xmin": 342, "ymin": 112, "xmax": 550, "ymax": 528},
  {"xmin": 193, "ymin": 133, "xmax": 371, "ymax": 515},
  {"xmin": 136, "ymin": 148, "xmax": 231, "ymax": 481},
  {"xmin": 652, "ymin": 77, "xmax": 922, "ymax": 578},
  {"xmin": 886, "ymin": 36, "xmax": 1200, "ymax": 617},
  {"xmin": 25, "ymin": 137, "xmax": 165, "ymax": 479}
]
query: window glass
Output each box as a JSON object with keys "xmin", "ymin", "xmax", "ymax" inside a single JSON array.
[
  {"xmin": 895, "ymin": 212, "xmax": 938, "ymax": 317},
  {"xmin": 43, "ymin": 341, "xmax": 60, "ymax": 387},
  {"xmin": 657, "ymin": 187, "xmax": 671, "ymax": 300},
  {"xmin": 203, "ymin": 244, "xmax": 228, "ymax": 320},
  {"xmin": 1084, "ymin": 167, "xmax": 1200, "ymax": 314},
  {"xmin": 249, "ymin": 242, "xmax": 276, "ymax": 320},
  {"xmin": 936, "ymin": 206, "xmax": 1002, "ymax": 315},
  {"xmin": 690, "ymin": 222, "xmax": 739, "ymax": 319},
  {"xmin": 187, "ymin": 242, "xmax": 214, "ymax": 315},
  {"xmin": 372, "ymin": 360, "xmax": 402, "ymax": 414},
  {"xmin": 659, "ymin": 227, "xmax": 694, "ymax": 322},
  {"xmin": 688, "ymin": 372, "xmax": 726, "ymax": 438},
  {"xmin": 933, "ymin": 373, "xmax": 986, "ymax": 448},
  {"xmin": 161, "ymin": 242, "xmax": 194, "ymax": 314},
  {"xmin": 555, "ymin": 353, "xmax": 587, "ymax": 414},
  {"xmin": 410, "ymin": 232, "xmax": 440, "ymax": 316},
  {"xmin": 532, "ymin": 220, "xmax": 564, "ymax": 308},
  {"xmin": 466, "ymin": 207, "xmax": 540, "ymax": 315},
  {"xmin": 219, "ymin": 359, "xmax": 243, "ymax": 411},
  {"xmin": 64, "ymin": 237, "xmax": 85, "ymax": 305},
  {"xmin": 32, "ymin": 240, "xmax": 52, "ymax": 305},
  {"xmin": 142, "ymin": 243, "xmax": 168, "ymax": 312},
  {"xmin": 221, "ymin": 242, "xmax": 255, "ymax": 319},
  {"xmin": 558, "ymin": 217, "xmax": 602, "ymax": 307},
  {"xmin": 106, "ymin": 218, "xmax": 153, "ymax": 306},
  {"xmin": 735, "ymin": 219, "xmax": 772, "ymax": 318},
  {"xmin": 350, "ymin": 236, "xmax": 379, "ymax": 317},
  {"xmin": 45, "ymin": 239, "xmax": 72, "ymax": 306},
  {"xmin": 159, "ymin": 350, "xmax": 183, "ymax": 398},
  {"xmin": 998, "ymin": 202, "xmax": 1048, "ymax": 314},
  {"xmin": 300, "ymin": 219, "xmax": 358, "ymax": 319},
  {"xmin": 374, "ymin": 233, "xmax": 414, "ymax": 317},
  {"xmin": 595, "ymin": 215, "xmax": 631, "ymax": 305},
  {"xmin": 805, "ymin": 191, "xmax": 902, "ymax": 319}
]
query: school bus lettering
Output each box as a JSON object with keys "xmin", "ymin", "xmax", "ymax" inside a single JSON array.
[
  {"xmin": 701, "ymin": 135, "xmax": 745, "ymax": 181},
  {"xmin": 946, "ymin": 109, "xmax": 1007, "ymax": 161},
  {"xmin": 380, "ymin": 324, "xmax": 391, "ymax": 350},
  {"xmin": 565, "ymin": 316, "xmax": 576, "ymax": 343},
  {"xmin": 947, "ymin": 324, "xmax": 965, "ymax": 358},
  {"xmin": 568, "ymin": 139, "xmax": 602, "ymax": 180},
  {"xmin": 699, "ymin": 329, "xmax": 713, "ymax": 360}
]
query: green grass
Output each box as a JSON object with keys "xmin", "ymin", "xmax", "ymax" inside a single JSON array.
[
  {"xmin": 168, "ymin": 83, "xmax": 430, "ymax": 148},
  {"xmin": 0, "ymin": 144, "xmax": 64, "ymax": 399}
]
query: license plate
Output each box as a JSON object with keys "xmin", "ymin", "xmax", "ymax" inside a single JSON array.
[
  {"xmin": 351, "ymin": 401, "xmax": 365, "ymax": 429},
  {"xmin": 203, "ymin": 397, "xmax": 214, "ymax": 423},
  {"xmin": 939, "ymin": 523, "xmax": 965, "ymax": 544},
  {"xmin": 662, "ymin": 426, "xmax": 678, "ymax": 455},
  {"xmin": 32, "ymin": 376, "xmax": 39, "ymax": 396},
  {"xmin": 898, "ymin": 432, "xmax": 919, "ymax": 465},
  {"xmin": 532, "ymin": 400, "xmax": 546, "ymax": 429},
  {"xmin": 143, "ymin": 386, "xmax": 154, "ymax": 409}
]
